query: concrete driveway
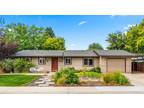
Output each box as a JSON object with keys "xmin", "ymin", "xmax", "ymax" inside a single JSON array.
[{"xmin": 124, "ymin": 73, "xmax": 144, "ymax": 86}]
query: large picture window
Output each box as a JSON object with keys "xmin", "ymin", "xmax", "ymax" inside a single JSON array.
[
  {"xmin": 83, "ymin": 58, "xmax": 94, "ymax": 66},
  {"xmin": 64, "ymin": 58, "xmax": 72, "ymax": 65},
  {"xmin": 38, "ymin": 58, "xmax": 46, "ymax": 65}
]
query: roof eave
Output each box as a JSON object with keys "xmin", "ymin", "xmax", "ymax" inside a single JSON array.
[{"xmin": 99, "ymin": 55, "xmax": 136, "ymax": 57}]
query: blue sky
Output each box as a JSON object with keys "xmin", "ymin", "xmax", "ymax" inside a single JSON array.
[{"xmin": 0, "ymin": 15, "xmax": 144, "ymax": 50}]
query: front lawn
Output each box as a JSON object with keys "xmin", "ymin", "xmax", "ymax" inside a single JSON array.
[{"xmin": 0, "ymin": 75, "xmax": 40, "ymax": 86}]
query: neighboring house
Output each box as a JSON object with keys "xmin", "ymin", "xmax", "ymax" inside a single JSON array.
[{"xmin": 13, "ymin": 50, "xmax": 135, "ymax": 73}]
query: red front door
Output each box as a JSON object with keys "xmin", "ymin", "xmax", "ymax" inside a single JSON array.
[{"xmin": 51, "ymin": 57, "xmax": 58, "ymax": 72}]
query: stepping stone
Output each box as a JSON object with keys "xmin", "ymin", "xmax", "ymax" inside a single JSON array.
[
  {"xmin": 45, "ymin": 79, "xmax": 51, "ymax": 82},
  {"xmin": 38, "ymin": 84, "xmax": 49, "ymax": 87},
  {"xmin": 48, "ymin": 82, "xmax": 55, "ymax": 85},
  {"xmin": 34, "ymin": 80, "xmax": 45, "ymax": 84},
  {"xmin": 44, "ymin": 77, "xmax": 49, "ymax": 80},
  {"xmin": 38, "ymin": 78, "xmax": 45, "ymax": 81}
]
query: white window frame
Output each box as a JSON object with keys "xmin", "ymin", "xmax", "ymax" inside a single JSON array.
[
  {"xmin": 64, "ymin": 58, "xmax": 72, "ymax": 65},
  {"xmin": 38, "ymin": 58, "xmax": 46, "ymax": 65}
]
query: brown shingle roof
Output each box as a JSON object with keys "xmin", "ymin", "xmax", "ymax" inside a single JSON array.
[
  {"xmin": 63, "ymin": 50, "xmax": 98, "ymax": 57},
  {"xmin": 95, "ymin": 50, "xmax": 136, "ymax": 57},
  {"xmin": 13, "ymin": 50, "xmax": 135, "ymax": 57}
]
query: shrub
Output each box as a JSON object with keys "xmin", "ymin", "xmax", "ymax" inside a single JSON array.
[
  {"xmin": 13, "ymin": 58, "xmax": 34, "ymax": 73},
  {"xmin": 56, "ymin": 76, "xmax": 66, "ymax": 85},
  {"xmin": 90, "ymin": 67, "xmax": 101, "ymax": 73},
  {"xmin": 76, "ymin": 71, "xmax": 101, "ymax": 78},
  {"xmin": 0, "ymin": 58, "xmax": 34, "ymax": 73},
  {"xmin": 64, "ymin": 71, "xmax": 79, "ymax": 84},
  {"xmin": 103, "ymin": 72, "xmax": 129, "ymax": 85},
  {"xmin": 54, "ymin": 67, "xmax": 79, "ymax": 85},
  {"xmin": 0, "ymin": 59, "xmax": 14, "ymax": 73},
  {"xmin": 77, "ymin": 67, "xmax": 101, "ymax": 73},
  {"xmin": 103, "ymin": 73, "xmax": 114, "ymax": 84},
  {"xmin": 81, "ymin": 67, "xmax": 89, "ymax": 72},
  {"xmin": 53, "ymin": 72, "xmax": 62, "ymax": 83}
]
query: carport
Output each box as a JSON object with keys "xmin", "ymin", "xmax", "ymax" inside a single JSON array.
[{"xmin": 132, "ymin": 55, "xmax": 144, "ymax": 73}]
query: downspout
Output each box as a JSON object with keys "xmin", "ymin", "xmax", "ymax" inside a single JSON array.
[{"xmin": 62, "ymin": 51, "xmax": 65, "ymax": 68}]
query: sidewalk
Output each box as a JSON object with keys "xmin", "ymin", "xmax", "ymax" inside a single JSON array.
[{"xmin": 0, "ymin": 86, "xmax": 144, "ymax": 94}]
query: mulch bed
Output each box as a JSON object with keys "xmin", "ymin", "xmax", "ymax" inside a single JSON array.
[
  {"xmin": 49, "ymin": 81, "xmax": 132, "ymax": 87},
  {"xmin": 49, "ymin": 76, "xmax": 132, "ymax": 87}
]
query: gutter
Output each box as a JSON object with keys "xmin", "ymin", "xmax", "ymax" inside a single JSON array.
[{"xmin": 62, "ymin": 51, "xmax": 65, "ymax": 66}]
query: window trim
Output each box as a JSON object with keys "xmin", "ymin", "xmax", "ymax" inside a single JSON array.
[
  {"xmin": 28, "ymin": 57, "xmax": 32, "ymax": 62},
  {"xmin": 64, "ymin": 58, "xmax": 72, "ymax": 65},
  {"xmin": 38, "ymin": 58, "xmax": 46, "ymax": 65},
  {"xmin": 83, "ymin": 58, "xmax": 94, "ymax": 66}
]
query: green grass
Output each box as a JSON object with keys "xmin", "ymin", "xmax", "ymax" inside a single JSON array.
[{"xmin": 0, "ymin": 75, "xmax": 40, "ymax": 86}]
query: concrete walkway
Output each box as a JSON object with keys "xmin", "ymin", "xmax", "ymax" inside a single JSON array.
[
  {"xmin": 29, "ymin": 73, "xmax": 54, "ymax": 87},
  {"xmin": 0, "ymin": 86, "xmax": 144, "ymax": 94}
]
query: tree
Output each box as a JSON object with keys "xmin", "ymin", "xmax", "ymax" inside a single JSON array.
[
  {"xmin": 136, "ymin": 37, "xmax": 144, "ymax": 53},
  {"xmin": 0, "ymin": 59, "xmax": 14, "ymax": 73},
  {"xmin": 106, "ymin": 32, "xmax": 126, "ymax": 50},
  {"xmin": 106, "ymin": 19, "xmax": 144, "ymax": 53},
  {"xmin": 0, "ymin": 40, "xmax": 17, "ymax": 59},
  {"xmin": 43, "ymin": 37, "xmax": 65, "ymax": 50},
  {"xmin": 4, "ymin": 23, "xmax": 30, "ymax": 50},
  {"xmin": 3, "ymin": 23, "xmax": 63, "ymax": 50},
  {"xmin": 125, "ymin": 19, "xmax": 144, "ymax": 53},
  {"xmin": 0, "ymin": 17, "xmax": 5, "ymax": 38},
  {"xmin": 43, "ymin": 27, "xmax": 55, "ymax": 37},
  {"xmin": 88, "ymin": 43, "xmax": 103, "ymax": 50}
]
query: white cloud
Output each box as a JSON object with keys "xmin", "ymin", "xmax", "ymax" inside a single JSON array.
[
  {"xmin": 123, "ymin": 24, "xmax": 136, "ymax": 30},
  {"xmin": 78, "ymin": 21, "xmax": 87, "ymax": 26},
  {"xmin": 70, "ymin": 43, "xmax": 76, "ymax": 47}
]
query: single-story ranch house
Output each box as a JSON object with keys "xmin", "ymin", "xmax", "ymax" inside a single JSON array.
[{"xmin": 13, "ymin": 50, "xmax": 136, "ymax": 73}]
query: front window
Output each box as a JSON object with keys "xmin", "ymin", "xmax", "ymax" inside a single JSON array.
[
  {"xmin": 38, "ymin": 58, "xmax": 46, "ymax": 65},
  {"xmin": 83, "ymin": 58, "xmax": 94, "ymax": 66},
  {"xmin": 64, "ymin": 58, "xmax": 72, "ymax": 65},
  {"xmin": 26, "ymin": 58, "xmax": 32, "ymax": 62}
]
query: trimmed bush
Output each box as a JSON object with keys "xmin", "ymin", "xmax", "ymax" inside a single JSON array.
[
  {"xmin": 56, "ymin": 76, "xmax": 66, "ymax": 85},
  {"xmin": 0, "ymin": 59, "xmax": 14, "ymax": 73},
  {"xmin": 103, "ymin": 72, "xmax": 129, "ymax": 85},
  {"xmin": 53, "ymin": 72, "xmax": 62, "ymax": 83},
  {"xmin": 0, "ymin": 58, "xmax": 34, "ymax": 73},
  {"xmin": 90, "ymin": 67, "xmax": 101, "ymax": 73},
  {"xmin": 76, "ymin": 71, "xmax": 101, "ymax": 78},
  {"xmin": 54, "ymin": 67, "xmax": 79, "ymax": 85},
  {"xmin": 13, "ymin": 58, "xmax": 34, "ymax": 73}
]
